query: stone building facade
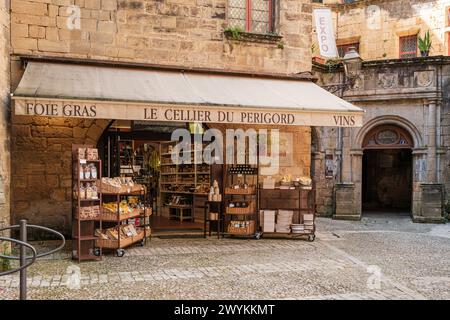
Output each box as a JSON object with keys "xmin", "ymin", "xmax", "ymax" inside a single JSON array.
[
  {"xmin": 0, "ymin": 0, "xmax": 10, "ymax": 231},
  {"xmin": 314, "ymin": 0, "xmax": 450, "ymax": 60},
  {"xmin": 312, "ymin": 0, "xmax": 449, "ymax": 223},
  {"xmin": 7, "ymin": 0, "xmax": 314, "ymax": 235}
]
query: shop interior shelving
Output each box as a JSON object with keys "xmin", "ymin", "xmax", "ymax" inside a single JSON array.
[
  {"xmin": 158, "ymin": 141, "xmax": 211, "ymax": 219},
  {"xmin": 72, "ymin": 145, "xmax": 103, "ymax": 262},
  {"xmin": 118, "ymin": 139, "xmax": 134, "ymax": 176}
]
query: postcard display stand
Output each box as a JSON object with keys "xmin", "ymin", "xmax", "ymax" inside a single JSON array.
[
  {"xmin": 72, "ymin": 145, "xmax": 103, "ymax": 262},
  {"xmin": 259, "ymin": 186, "xmax": 316, "ymax": 241}
]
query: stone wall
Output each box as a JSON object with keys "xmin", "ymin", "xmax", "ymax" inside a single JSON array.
[
  {"xmin": 11, "ymin": 0, "xmax": 312, "ymax": 74},
  {"xmin": 313, "ymin": 0, "xmax": 449, "ymax": 61},
  {"xmin": 0, "ymin": 0, "xmax": 10, "ymax": 231}
]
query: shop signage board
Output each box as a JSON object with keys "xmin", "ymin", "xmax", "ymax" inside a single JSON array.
[{"xmin": 14, "ymin": 98, "xmax": 363, "ymax": 128}]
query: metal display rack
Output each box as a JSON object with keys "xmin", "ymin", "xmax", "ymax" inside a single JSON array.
[
  {"xmin": 222, "ymin": 164, "xmax": 262, "ymax": 239},
  {"xmin": 258, "ymin": 185, "xmax": 316, "ymax": 241},
  {"xmin": 98, "ymin": 188, "xmax": 150, "ymax": 257}
]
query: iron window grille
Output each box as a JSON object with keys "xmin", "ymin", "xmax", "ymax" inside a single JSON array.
[
  {"xmin": 228, "ymin": 0, "xmax": 275, "ymax": 34},
  {"xmin": 399, "ymin": 35, "xmax": 418, "ymax": 58}
]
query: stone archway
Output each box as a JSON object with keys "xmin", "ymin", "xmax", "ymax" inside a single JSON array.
[
  {"xmin": 10, "ymin": 116, "xmax": 112, "ymax": 237},
  {"xmin": 336, "ymin": 115, "xmax": 425, "ymax": 220},
  {"xmin": 354, "ymin": 115, "xmax": 423, "ymax": 149},
  {"xmin": 361, "ymin": 124, "xmax": 414, "ymax": 214}
]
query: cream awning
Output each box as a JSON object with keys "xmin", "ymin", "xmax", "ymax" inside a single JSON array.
[{"xmin": 13, "ymin": 61, "xmax": 363, "ymax": 127}]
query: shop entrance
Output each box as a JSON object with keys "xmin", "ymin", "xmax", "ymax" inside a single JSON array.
[
  {"xmin": 97, "ymin": 120, "xmax": 212, "ymax": 235},
  {"xmin": 361, "ymin": 125, "xmax": 413, "ymax": 214}
]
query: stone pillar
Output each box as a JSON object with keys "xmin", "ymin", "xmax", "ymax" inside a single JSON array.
[
  {"xmin": 0, "ymin": 0, "xmax": 10, "ymax": 231},
  {"xmin": 0, "ymin": 0, "xmax": 11, "ymax": 267},
  {"xmin": 333, "ymin": 182, "xmax": 360, "ymax": 220},
  {"xmin": 411, "ymin": 149, "xmax": 427, "ymax": 218},
  {"xmin": 333, "ymin": 128, "xmax": 361, "ymax": 220},
  {"xmin": 416, "ymin": 99, "xmax": 445, "ymax": 223},
  {"xmin": 426, "ymin": 99, "xmax": 437, "ymax": 182},
  {"xmin": 414, "ymin": 184, "xmax": 446, "ymax": 223}
]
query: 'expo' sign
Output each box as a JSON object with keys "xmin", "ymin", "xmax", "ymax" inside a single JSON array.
[{"xmin": 314, "ymin": 9, "xmax": 338, "ymax": 58}]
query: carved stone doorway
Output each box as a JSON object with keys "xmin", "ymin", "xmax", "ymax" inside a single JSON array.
[{"xmin": 361, "ymin": 125, "xmax": 413, "ymax": 214}]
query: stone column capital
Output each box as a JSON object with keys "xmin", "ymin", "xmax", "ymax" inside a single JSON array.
[{"xmin": 350, "ymin": 148, "xmax": 364, "ymax": 156}]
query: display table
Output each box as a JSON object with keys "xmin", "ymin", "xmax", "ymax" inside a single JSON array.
[
  {"xmin": 168, "ymin": 204, "xmax": 194, "ymax": 222},
  {"xmin": 203, "ymin": 201, "xmax": 222, "ymax": 239}
]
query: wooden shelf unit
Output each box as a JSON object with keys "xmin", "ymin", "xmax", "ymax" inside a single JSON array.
[{"xmin": 72, "ymin": 145, "xmax": 103, "ymax": 262}]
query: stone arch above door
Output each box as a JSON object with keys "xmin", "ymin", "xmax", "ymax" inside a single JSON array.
[
  {"xmin": 362, "ymin": 125, "xmax": 413, "ymax": 149},
  {"xmin": 354, "ymin": 115, "xmax": 422, "ymax": 149}
]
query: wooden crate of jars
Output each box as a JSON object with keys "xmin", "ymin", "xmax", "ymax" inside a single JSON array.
[
  {"xmin": 224, "ymin": 186, "xmax": 256, "ymax": 195},
  {"xmin": 227, "ymin": 220, "xmax": 255, "ymax": 235},
  {"xmin": 225, "ymin": 200, "xmax": 255, "ymax": 214}
]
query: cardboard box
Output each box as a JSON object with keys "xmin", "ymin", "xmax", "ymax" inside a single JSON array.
[{"xmin": 262, "ymin": 210, "xmax": 276, "ymax": 233}]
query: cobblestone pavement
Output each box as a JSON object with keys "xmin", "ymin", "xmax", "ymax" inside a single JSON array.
[{"xmin": 0, "ymin": 215, "xmax": 449, "ymax": 300}]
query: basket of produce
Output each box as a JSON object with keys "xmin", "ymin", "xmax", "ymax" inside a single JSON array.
[
  {"xmin": 101, "ymin": 177, "xmax": 122, "ymax": 193},
  {"xmin": 101, "ymin": 201, "xmax": 142, "ymax": 221}
]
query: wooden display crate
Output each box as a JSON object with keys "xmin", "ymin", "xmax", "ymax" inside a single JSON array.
[
  {"xmin": 95, "ymin": 228, "xmax": 145, "ymax": 249},
  {"xmin": 224, "ymin": 186, "xmax": 256, "ymax": 195},
  {"xmin": 101, "ymin": 207, "xmax": 143, "ymax": 221},
  {"xmin": 225, "ymin": 201, "xmax": 255, "ymax": 214},
  {"xmin": 227, "ymin": 220, "xmax": 255, "ymax": 235}
]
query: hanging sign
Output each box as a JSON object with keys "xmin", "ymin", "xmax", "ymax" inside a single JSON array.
[{"xmin": 314, "ymin": 8, "xmax": 338, "ymax": 58}]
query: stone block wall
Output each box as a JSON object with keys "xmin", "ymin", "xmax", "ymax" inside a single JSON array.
[
  {"xmin": 11, "ymin": 0, "xmax": 312, "ymax": 74},
  {"xmin": 0, "ymin": 0, "xmax": 10, "ymax": 231}
]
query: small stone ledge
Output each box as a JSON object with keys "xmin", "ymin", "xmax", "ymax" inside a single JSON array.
[
  {"xmin": 332, "ymin": 214, "xmax": 362, "ymax": 221},
  {"xmin": 224, "ymin": 30, "xmax": 283, "ymax": 45},
  {"xmin": 412, "ymin": 215, "xmax": 447, "ymax": 224}
]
